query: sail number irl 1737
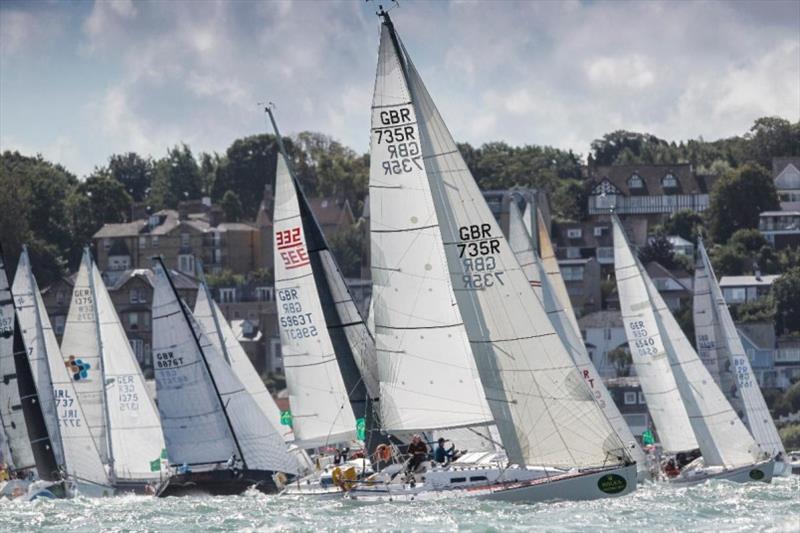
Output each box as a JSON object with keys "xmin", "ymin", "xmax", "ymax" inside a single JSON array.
[
  {"xmin": 276, "ymin": 227, "xmax": 310, "ymax": 270},
  {"xmin": 457, "ymin": 224, "xmax": 504, "ymax": 289},
  {"xmin": 375, "ymin": 106, "xmax": 422, "ymax": 176}
]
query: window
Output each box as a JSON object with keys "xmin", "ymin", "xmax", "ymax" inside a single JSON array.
[
  {"xmin": 130, "ymin": 287, "xmax": 147, "ymax": 304},
  {"xmin": 178, "ymin": 254, "xmax": 195, "ymax": 275},
  {"xmin": 605, "ymin": 328, "xmax": 612, "ymax": 340},
  {"xmin": 469, "ymin": 476, "xmax": 488, "ymax": 482},
  {"xmin": 130, "ymin": 338, "xmax": 144, "ymax": 364},
  {"xmin": 593, "ymin": 226, "xmax": 605, "ymax": 237},
  {"xmin": 212, "ymin": 231, "xmax": 221, "ymax": 247},
  {"xmin": 596, "ymin": 247, "xmax": 613, "ymax": 262},
  {"xmin": 103, "ymin": 238, "xmax": 112, "ymax": 250},
  {"xmin": 152, "ymin": 236, "xmax": 159, "ymax": 248},
  {"xmin": 180, "ymin": 233, "xmax": 190, "ymax": 248},
  {"xmin": 128, "ymin": 312, "xmax": 139, "ymax": 330},
  {"xmin": 108, "ymin": 255, "xmax": 131, "ymax": 271},
  {"xmin": 56, "ymin": 290, "xmax": 66, "ymax": 306},
  {"xmin": 723, "ymin": 287, "xmax": 746, "ymax": 303},
  {"xmin": 213, "ymin": 248, "xmax": 222, "ymax": 264},
  {"xmin": 624, "ymin": 391, "xmax": 637, "ymax": 405},
  {"xmin": 566, "ymin": 247, "xmax": 581, "ymax": 259},
  {"xmin": 139, "ymin": 236, "xmax": 147, "ymax": 249},
  {"xmin": 220, "ymin": 288, "xmax": 236, "ymax": 303},
  {"xmin": 567, "ymin": 228, "xmax": 582, "ymax": 239},
  {"xmin": 562, "ymin": 266, "xmax": 584, "ymax": 281},
  {"xmin": 450, "ymin": 477, "xmax": 467, "ymax": 483},
  {"xmin": 53, "ymin": 315, "xmax": 65, "ymax": 336},
  {"xmin": 638, "ymin": 392, "xmax": 647, "ymax": 404},
  {"xmin": 256, "ymin": 286, "xmax": 274, "ymax": 302},
  {"xmin": 628, "ymin": 174, "xmax": 643, "ymax": 189},
  {"xmin": 662, "ymin": 173, "xmax": 677, "ymax": 189}
]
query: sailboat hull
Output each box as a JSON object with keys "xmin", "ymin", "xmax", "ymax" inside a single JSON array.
[
  {"xmin": 156, "ymin": 469, "xmax": 279, "ymax": 497},
  {"xmin": 669, "ymin": 459, "xmax": 775, "ymax": 485}
]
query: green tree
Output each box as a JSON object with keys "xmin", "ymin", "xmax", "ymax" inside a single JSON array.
[
  {"xmin": 66, "ymin": 173, "xmax": 132, "ymax": 253},
  {"xmin": 746, "ymin": 117, "xmax": 800, "ymax": 168},
  {"xmin": 552, "ymin": 179, "xmax": 589, "ymax": 221},
  {"xmin": 149, "ymin": 144, "xmax": 202, "ymax": 210},
  {"xmin": 662, "ymin": 209, "xmax": 704, "ymax": 243},
  {"xmin": 707, "ymin": 162, "xmax": 779, "ymax": 243},
  {"xmin": 607, "ymin": 346, "xmax": 632, "ymax": 377},
  {"xmin": 220, "ymin": 190, "xmax": 244, "ymax": 222},
  {"xmin": 328, "ymin": 224, "xmax": 363, "ymax": 278},
  {"xmin": 709, "ymin": 244, "xmax": 749, "ymax": 276},
  {"xmin": 779, "ymin": 424, "xmax": 800, "ymax": 449},
  {"xmin": 106, "ymin": 152, "xmax": 153, "ymax": 202},
  {"xmin": 213, "ymin": 134, "xmax": 282, "ymax": 219},
  {"xmin": 729, "ymin": 228, "xmax": 768, "ymax": 253},
  {"xmin": 773, "ymin": 267, "xmax": 800, "ymax": 334},
  {"xmin": 638, "ymin": 234, "xmax": 676, "ymax": 269}
]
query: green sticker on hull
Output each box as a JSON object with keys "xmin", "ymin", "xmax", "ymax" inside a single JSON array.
[
  {"xmin": 597, "ymin": 473, "xmax": 627, "ymax": 494},
  {"xmin": 749, "ymin": 469, "xmax": 765, "ymax": 480}
]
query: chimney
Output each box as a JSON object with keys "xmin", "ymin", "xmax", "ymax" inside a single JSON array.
[
  {"xmin": 209, "ymin": 205, "xmax": 223, "ymax": 227},
  {"xmin": 753, "ymin": 261, "xmax": 762, "ymax": 281},
  {"xmin": 178, "ymin": 201, "xmax": 189, "ymax": 220}
]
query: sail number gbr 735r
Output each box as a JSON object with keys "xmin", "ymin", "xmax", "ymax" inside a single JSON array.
[
  {"xmin": 457, "ymin": 224, "xmax": 504, "ymax": 289},
  {"xmin": 374, "ymin": 106, "xmax": 422, "ymax": 175}
]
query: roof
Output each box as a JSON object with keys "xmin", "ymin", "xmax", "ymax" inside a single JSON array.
[
  {"xmin": 589, "ymin": 164, "xmax": 715, "ymax": 197},
  {"xmin": 645, "ymin": 262, "xmax": 691, "ymax": 291},
  {"xmin": 666, "ymin": 235, "xmax": 693, "ymax": 247},
  {"xmin": 93, "ymin": 209, "xmax": 256, "ymax": 240},
  {"xmin": 719, "ymin": 275, "xmax": 780, "ymax": 288},
  {"xmin": 772, "ymin": 157, "xmax": 800, "ymax": 179},
  {"xmin": 557, "ymin": 258, "xmax": 591, "ymax": 266},
  {"xmin": 578, "ymin": 310, "xmax": 624, "ymax": 329},
  {"xmin": 760, "ymin": 211, "xmax": 800, "ymax": 217},
  {"xmin": 230, "ymin": 319, "xmax": 263, "ymax": 342},
  {"xmin": 307, "ymin": 198, "xmax": 354, "ymax": 227},
  {"xmin": 737, "ymin": 322, "xmax": 776, "ymax": 350},
  {"xmin": 105, "ymin": 268, "xmax": 198, "ymax": 291},
  {"xmin": 93, "ymin": 220, "xmax": 147, "ymax": 238}
]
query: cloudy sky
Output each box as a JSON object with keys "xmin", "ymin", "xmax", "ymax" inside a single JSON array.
[{"xmin": 1, "ymin": 0, "xmax": 798, "ymax": 178}]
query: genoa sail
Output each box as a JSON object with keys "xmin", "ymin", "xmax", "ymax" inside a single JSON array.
[
  {"xmin": 693, "ymin": 239, "xmax": 784, "ymax": 461},
  {"xmin": 612, "ymin": 216, "xmax": 698, "ymax": 455}
]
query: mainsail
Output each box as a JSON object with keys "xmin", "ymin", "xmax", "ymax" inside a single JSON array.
[
  {"xmin": 12, "ymin": 248, "xmax": 111, "ymax": 489},
  {"xmin": 193, "ymin": 283, "xmax": 292, "ymax": 441},
  {"xmin": 694, "ymin": 239, "xmax": 784, "ymax": 460},
  {"xmin": 612, "ymin": 216, "xmax": 698, "ymax": 454},
  {"xmin": 508, "ymin": 204, "xmax": 647, "ymax": 473},
  {"xmin": 369, "ymin": 21, "xmax": 493, "ymax": 434},
  {"xmin": 375, "ymin": 15, "xmax": 628, "ymax": 470},
  {"xmin": 151, "ymin": 260, "xmax": 297, "ymax": 474}
]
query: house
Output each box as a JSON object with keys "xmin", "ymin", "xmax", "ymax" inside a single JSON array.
[
  {"xmin": 587, "ymin": 164, "xmax": 716, "ymax": 223},
  {"xmin": 578, "ymin": 310, "xmax": 628, "ymax": 378},
  {"xmin": 482, "ymin": 188, "xmax": 551, "ymax": 240},
  {"xmin": 773, "ymin": 157, "xmax": 800, "ymax": 211},
  {"xmin": 759, "ymin": 211, "xmax": 800, "ymax": 250},
  {"xmin": 604, "ymin": 377, "xmax": 652, "ymax": 438},
  {"xmin": 40, "ymin": 274, "xmax": 77, "ymax": 339},
  {"xmin": 230, "ymin": 318, "xmax": 265, "ymax": 374},
  {"xmin": 557, "ymin": 257, "xmax": 602, "ymax": 316},
  {"xmin": 666, "ymin": 235, "xmax": 694, "ymax": 256},
  {"xmin": 644, "ymin": 262, "xmax": 692, "ymax": 311},
  {"xmin": 718, "ymin": 275, "xmax": 779, "ymax": 304},
  {"xmin": 551, "ymin": 220, "xmax": 613, "ymax": 266},
  {"xmin": 306, "ymin": 198, "xmax": 355, "ymax": 238}
]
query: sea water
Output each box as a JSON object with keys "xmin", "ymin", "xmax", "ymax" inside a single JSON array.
[{"xmin": 0, "ymin": 477, "xmax": 797, "ymax": 532}]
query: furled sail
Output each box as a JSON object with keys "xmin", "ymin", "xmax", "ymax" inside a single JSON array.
[
  {"xmin": 273, "ymin": 151, "xmax": 358, "ymax": 447},
  {"xmin": 369, "ymin": 22, "xmax": 493, "ymax": 434},
  {"xmin": 13, "ymin": 248, "xmax": 111, "ymax": 489},
  {"xmin": 0, "ymin": 246, "xmax": 36, "ymax": 472},
  {"xmin": 693, "ymin": 239, "xmax": 783, "ymax": 461},
  {"xmin": 377, "ymin": 16, "xmax": 628, "ymax": 469},
  {"xmin": 612, "ymin": 216, "xmax": 698, "ymax": 454},
  {"xmin": 508, "ymin": 204, "xmax": 647, "ymax": 473},
  {"xmin": 193, "ymin": 285, "xmax": 292, "ymax": 441},
  {"xmin": 152, "ymin": 260, "xmax": 298, "ymax": 474}
]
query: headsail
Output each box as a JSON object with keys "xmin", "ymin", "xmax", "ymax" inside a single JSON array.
[
  {"xmin": 377, "ymin": 14, "xmax": 628, "ymax": 469},
  {"xmin": 13, "ymin": 248, "xmax": 111, "ymax": 488},
  {"xmin": 152, "ymin": 260, "xmax": 298, "ymax": 474},
  {"xmin": 369, "ymin": 21, "xmax": 493, "ymax": 434},
  {"xmin": 694, "ymin": 239, "xmax": 784, "ymax": 461}
]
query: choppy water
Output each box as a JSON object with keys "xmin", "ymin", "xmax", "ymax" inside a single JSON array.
[{"xmin": 0, "ymin": 476, "xmax": 798, "ymax": 532}]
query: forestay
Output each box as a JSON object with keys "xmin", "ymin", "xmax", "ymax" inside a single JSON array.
[
  {"xmin": 612, "ymin": 217, "xmax": 698, "ymax": 454},
  {"xmin": 0, "ymin": 248, "xmax": 36, "ymax": 472},
  {"xmin": 193, "ymin": 287, "xmax": 293, "ymax": 441},
  {"xmin": 273, "ymin": 154, "xmax": 358, "ymax": 448},
  {"xmin": 508, "ymin": 205, "xmax": 647, "ymax": 473},
  {"xmin": 694, "ymin": 240, "xmax": 783, "ymax": 461},
  {"xmin": 369, "ymin": 24, "xmax": 493, "ymax": 433},
  {"xmin": 641, "ymin": 252, "xmax": 758, "ymax": 468},
  {"xmin": 152, "ymin": 262, "xmax": 297, "ymax": 474},
  {"xmin": 13, "ymin": 249, "xmax": 111, "ymax": 488},
  {"xmin": 385, "ymin": 18, "xmax": 628, "ymax": 469},
  {"xmin": 91, "ymin": 259, "xmax": 165, "ymax": 480}
]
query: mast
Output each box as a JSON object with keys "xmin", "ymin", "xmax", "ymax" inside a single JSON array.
[
  {"xmin": 153, "ymin": 257, "xmax": 247, "ymax": 469},
  {"xmin": 85, "ymin": 248, "xmax": 115, "ymax": 478}
]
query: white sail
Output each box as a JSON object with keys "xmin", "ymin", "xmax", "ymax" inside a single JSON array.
[
  {"xmin": 507, "ymin": 201, "xmax": 543, "ymax": 299},
  {"xmin": 273, "ymin": 154, "xmax": 358, "ymax": 446},
  {"xmin": 508, "ymin": 204, "xmax": 647, "ymax": 473},
  {"xmin": 369, "ymin": 24, "xmax": 493, "ymax": 433},
  {"xmin": 193, "ymin": 287, "xmax": 293, "ymax": 442},
  {"xmin": 379, "ymin": 24, "xmax": 627, "ymax": 469},
  {"xmin": 0, "ymin": 251, "xmax": 35, "ymax": 471},
  {"xmin": 91, "ymin": 261, "xmax": 165, "ymax": 481},
  {"xmin": 612, "ymin": 217, "xmax": 698, "ymax": 454},
  {"xmin": 152, "ymin": 262, "xmax": 297, "ymax": 474},
  {"xmin": 694, "ymin": 240, "xmax": 784, "ymax": 460},
  {"xmin": 60, "ymin": 252, "xmax": 109, "ymax": 465},
  {"xmin": 12, "ymin": 249, "xmax": 111, "ymax": 488}
]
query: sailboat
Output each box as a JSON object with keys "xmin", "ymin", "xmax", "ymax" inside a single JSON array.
[
  {"xmin": 12, "ymin": 247, "xmax": 114, "ymax": 497},
  {"xmin": 612, "ymin": 215, "xmax": 773, "ymax": 484},
  {"xmin": 348, "ymin": 9, "xmax": 637, "ymax": 503},
  {"xmin": 150, "ymin": 258, "xmax": 298, "ymax": 496},
  {"xmin": 0, "ymin": 244, "xmax": 74, "ymax": 500},
  {"xmin": 507, "ymin": 202, "xmax": 649, "ymax": 481},
  {"xmin": 60, "ymin": 248, "xmax": 166, "ymax": 493},
  {"xmin": 693, "ymin": 238, "xmax": 788, "ymax": 476}
]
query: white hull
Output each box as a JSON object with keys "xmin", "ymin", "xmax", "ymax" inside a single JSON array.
[
  {"xmin": 75, "ymin": 479, "xmax": 115, "ymax": 497},
  {"xmin": 772, "ymin": 459, "xmax": 790, "ymax": 477},
  {"xmin": 347, "ymin": 463, "xmax": 637, "ymax": 504},
  {"xmin": 668, "ymin": 459, "xmax": 774, "ymax": 485}
]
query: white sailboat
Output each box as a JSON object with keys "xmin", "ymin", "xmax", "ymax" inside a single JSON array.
[
  {"xmin": 507, "ymin": 202, "xmax": 648, "ymax": 481},
  {"xmin": 12, "ymin": 247, "xmax": 113, "ymax": 497},
  {"xmin": 150, "ymin": 258, "xmax": 299, "ymax": 496},
  {"xmin": 613, "ymin": 215, "xmax": 773, "ymax": 484},
  {"xmin": 693, "ymin": 238, "xmax": 788, "ymax": 475},
  {"xmin": 60, "ymin": 249, "xmax": 166, "ymax": 492},
  {"xmin": 348, "ymin": 10, "xmax": 637, "ymax": 503}
]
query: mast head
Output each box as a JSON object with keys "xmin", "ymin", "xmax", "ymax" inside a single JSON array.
[{"xmin": 374, "ymin": 0, "xmax": 399, "ymax": 26}]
